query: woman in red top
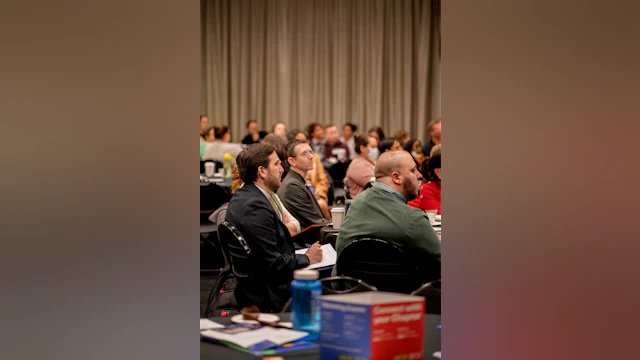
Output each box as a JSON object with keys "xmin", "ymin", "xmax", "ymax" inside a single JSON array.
[{"xmin": 408, "ymin": 149, "xmax": 441, "ymax": 214}]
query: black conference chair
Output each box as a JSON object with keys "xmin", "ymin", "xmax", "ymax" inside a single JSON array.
[
  {"xmin": 200, "ymin": 183, "xmax": 230, "ymax": 223},
  {"xmin": 204, "ymin": 221, "xmax": 252, "ymax": 317},
  {"xmin": 281, "ymin": 276, "xmax": 377, "ymax": 312},
  {"xmin": 411, "ymin": 280, "xmax": 441, "ymax": 315},
  {"xmin": 328, "ymin": 160, "xmax": 350, "ymax": 186},
  {"xmin": 336, "ymin": 238, "xmax": 422, "ymax": 294}
]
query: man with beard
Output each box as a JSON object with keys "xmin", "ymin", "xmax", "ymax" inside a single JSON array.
[
  {"xmin": 333, "ymin": 150, "xmax": 441, "ymax": 284},
  {"xmin": 225, "ymin": 143, "xmax": 323, "ymax": 313},
  {"xmin": 277, "ymin": 139, "xmax": 330, "ymax": 231}
]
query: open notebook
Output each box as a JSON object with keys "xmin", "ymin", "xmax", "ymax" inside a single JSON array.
[{"xmin": 295, "ymin": 244, "xmax": 337, "ymax": 270}]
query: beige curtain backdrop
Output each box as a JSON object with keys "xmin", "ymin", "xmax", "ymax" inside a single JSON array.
[{"xmin": 201, "ymin": 0, "xmax": 440, "ymax": 143}]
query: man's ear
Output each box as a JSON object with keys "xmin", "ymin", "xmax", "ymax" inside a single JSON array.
[
  {"xmin": 287, "ymin": 157, "xmax": 295, "ymax": 167},
  {"xmin": 391, "ymin": 171, "xmax": 402, "ymax": 185},
  {"xmin": 257, "ymin": 166, "xmax": 267, "ymax": 179}
]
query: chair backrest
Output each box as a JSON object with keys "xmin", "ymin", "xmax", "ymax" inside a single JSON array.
[
  {"xmin": 411, "ymin": 280, "xmax": 441, "ymax": 315},
  {"xmin": 217, "ymin": 221, "xmax": 252, "ymax": 278},
  {"xmin": 336, "ymin": 238, "xmax": 422, "ymax": 294},
  {"xmin": 320, "ymin": 276, "xmax": 377, "ymax": 294},
  {"xmin": 328, "ymin": 161, "xmax": 351, "ymax": 187},
  {"xmin": 200, "ymin": 183, "xmax": 231, "ymax": 213},
  {"xmin": 281, "ymin": 276, "xmax": 377, "ymax": 312}
]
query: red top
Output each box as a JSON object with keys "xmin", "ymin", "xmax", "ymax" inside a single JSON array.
[{"xmin": 408, "ymin": 180, "xmax": 441, "ymax": 214}]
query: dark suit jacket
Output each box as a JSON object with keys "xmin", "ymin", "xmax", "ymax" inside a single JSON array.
[
  {"xmin": 277, "ymin": 170, "xmax": 328, "ymax": 231},
  {"xmin": 225, "ymin": 183, "xmax": 310, "ymax": 313}
]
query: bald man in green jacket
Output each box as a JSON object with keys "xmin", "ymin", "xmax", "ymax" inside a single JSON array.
[{"xmin": 332, "ymin": 150, "xmax": 441, "ymax": 284}]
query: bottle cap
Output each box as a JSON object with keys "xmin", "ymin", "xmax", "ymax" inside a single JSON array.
[{"xmin": 294, "ymin": 269, "xmax": 319, "ymax": 280}]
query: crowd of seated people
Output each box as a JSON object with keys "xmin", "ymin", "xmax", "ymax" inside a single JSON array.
[{"xmin": 201, "ymin": 117, "xmax": 443, "ymax": 313}]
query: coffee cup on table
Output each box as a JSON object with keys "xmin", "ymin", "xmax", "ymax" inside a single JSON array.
[
  {"xmin": 330, "ymin": 207, "xmax": 345, "ymax": 229},
  {"xmin": 204, "ymin": 162, "xmax": 215, "ymax": 177},
  {"xmin": 425, "ymin": 209, "xmax": 438, "ymax": 225}
]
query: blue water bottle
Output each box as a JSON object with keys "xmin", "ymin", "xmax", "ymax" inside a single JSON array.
[{"xmin": 291, "ymin": 269, "xmax": 322, "ymax": 340}]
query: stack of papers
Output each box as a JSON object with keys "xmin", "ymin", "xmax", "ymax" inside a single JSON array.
[
  {"xmin": 200, "ymin": 319, "xmax": 225, "ymax": 330},
  {"xmin": 295, "ymin": 244, "xmax": 337, "ymax": 269},
  {"xmin": 201, "ymin": 323, "xmax": 309, "ymax": 351}
]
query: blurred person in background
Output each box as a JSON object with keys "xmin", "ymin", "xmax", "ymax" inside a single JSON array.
[
  {"xmin": 323, "ymin": 124, "xmax": 350, "ymax": 162},
  {"xmin": 340, "ymin": 123, "xmax": 358, "ymax": 160},
  {"xmin": 422, "ymin": 119, "xmax": 442, "ymax": 157},
  {"xmin": 368, "ymin": 126, "xmax": 386, "ymax": 144},
  {"xmin": 201, "ymin": 125, "xmax": 243, "ymax": 164},
  {"xmin": 409, "ymin": 146, "xmax": 441, "ymax": 214},
  {"xmin": 200, "ymin": 115, "xmax": 209, "ymax": 143},
  {"xmin": 307, "ymin": 123, "xmax": 326, "ymax": 161},
  {"xmin": 378, "ymin": 138, "xmax": 402, "ymax": 154},
  {"xmin": 404, "ymin": 138, "xmax": 425, "ymax": 171},
  {"xmin": 393, "ymin": 129, "xmax": 411, "ymax": 147},
  {"xmin": 272, "ymin": 122, "xmax": 288, "ymax": 138},
  {"xmin": 345, "ymin": 135, "xmax": 377, "ymax": 198},
  {"xmin": 242, "ymin": 119, "xmax": 268, "ymax": 145}
]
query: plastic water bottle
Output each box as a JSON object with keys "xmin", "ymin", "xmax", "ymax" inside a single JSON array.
[{"xmin": 291, "ymin": 269, "xmax": 322, "ymax": 340}]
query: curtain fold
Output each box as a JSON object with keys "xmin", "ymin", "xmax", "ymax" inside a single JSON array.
[{"xmin": 202, "ymin": 0, "xmax": 440, "ymax": 143}]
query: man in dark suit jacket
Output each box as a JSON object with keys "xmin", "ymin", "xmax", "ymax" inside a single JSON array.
[
  {"xmin": 225, "ymin": 143, "xmax": 323, "ymax": 313},
  {"xmin": 277, "ymin": 139, "xmax": 330, "ymax": 231}
]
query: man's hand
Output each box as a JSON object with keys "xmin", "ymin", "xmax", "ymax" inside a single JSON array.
[{"xmin": 305, "ymin": 241, "xmax": 323, "ymax": 264}]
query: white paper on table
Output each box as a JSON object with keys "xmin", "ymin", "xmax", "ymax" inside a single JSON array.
[
  {"xmin": 295, "ymin": 244, "xmax": 337, "ymax": 269},
  {"xmin": 200, "ymin": 319, "xmax": 225, "ymax": 330},
  {"xmin": 200, "ymin": 327, "xmax": 308, "ymax": 349}
]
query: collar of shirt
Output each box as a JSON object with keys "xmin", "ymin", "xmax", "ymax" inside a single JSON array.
[
  {"xmin": 373, "ymin": 181, "xmax": 407, "ymax": 203},
  {"xmin": 255, "ymin": 183, "xmax": 273, "ymax": 201}
]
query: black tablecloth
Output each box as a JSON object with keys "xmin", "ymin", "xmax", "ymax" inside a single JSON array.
[{"xmin": 200, "ymin": 313, "xmax": 441, "ymax": 359}]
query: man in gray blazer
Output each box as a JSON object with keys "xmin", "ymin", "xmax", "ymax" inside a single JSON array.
[{"xmin": 277, "ymin": 139, "xmax": 330, "ymax": 231}]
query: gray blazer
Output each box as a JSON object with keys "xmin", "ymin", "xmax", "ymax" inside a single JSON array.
[{"xmin": 276, "ymin": 170, "xmax": 328, "ymax": 230}]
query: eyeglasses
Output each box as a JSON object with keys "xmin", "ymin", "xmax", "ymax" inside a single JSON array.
[{"xmin": 296, "ymin": 150, "xmax": 315, "ymax": 158}]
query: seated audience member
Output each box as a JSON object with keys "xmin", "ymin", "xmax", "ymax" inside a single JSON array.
[
  {"xmin": 345, "ymin": 135, "xmax": 377, "ymax": 198},
  {"xmin": 368, "ymin": 126, "xmax": 386, "ymax": 144},
  {"xmin": 200, "ymin": 124, "xmax": 215, "ymax": 158},
  {"xmin": 201, "ymin": 125, "xmax": 243, "ymax": 164},
  {"xmin": 340, "ymin": 123, "xmax": 358, "ymax": 160},
  {"xmin": 333, "ymin": 150, "xmax": 441, "ymax": 284},
  {"xmin": 277, "ymin": 139, "xmax": 330, "ymax": 230},
  {"xmin": 429, "ymin": 143, "xmax": 441, "ymax": 158},
  {"xmin": 378, "ymin": 138, "xmax": 402, "ymax": 154},
  {"xmin": 272, "ymin": 122, "xmax": 287, "ymax": 138},
  {"xmin": 291, "ymin": 131, "xmax": 332, "ymax": 219},
  {"xmin": 286, "ymin": 129, "xmax": 305, "ymax": 141},
  {"xmin": 410, "ymin": 147, "xmax": 441, "ymax": 214},
  {"xmin": 262, "ymin": 134, "xmax": 290, "ymax": 179},
  {"xmin": 242, "ymin": 119, "xmax": 268, "ymax": 145},
  {"xmin": 212, "ymin": 165, "xmax": 301, "ymax": 236},
  {"xmin": 422, "ymin": 119, "xmax": 442, "ymax": 156},
  {"xmin": 323, "ymin": 124, "xmax": 350, "ymax": 162},
  {"xmin": 307, "ymin": 123, "xmax": 325, "ymax": 161},
  {"xmin": 225, "ymin": 143, "xmax": 323, "ymax": 313},
  {"xmin": 200, "ymin": 115, "xmax": 209, "ymax": 143},
  {"xmin": 393, "ymin": 129, "xmax": 411, "ymax": 147},
  {"xmin": 404, "ymin": 138, "xmax": 425, "ymax": 171}
]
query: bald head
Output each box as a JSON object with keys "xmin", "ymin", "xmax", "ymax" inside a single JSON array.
[
  {"xmin": 375, "ymin": 150, "xmax": 422, "ymax": 201},
  {"xmin": 375, "ymin": 150, "xmax": 411, "ymax": 178}
]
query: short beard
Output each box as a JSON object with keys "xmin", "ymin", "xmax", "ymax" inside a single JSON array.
[
  {"xmin": 265, "ymin": 172, "xmax": 281, "ymax": 192},
  {"xmin": 402, "ymin": 177, "xmax": 419, "ymax": 202}
]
